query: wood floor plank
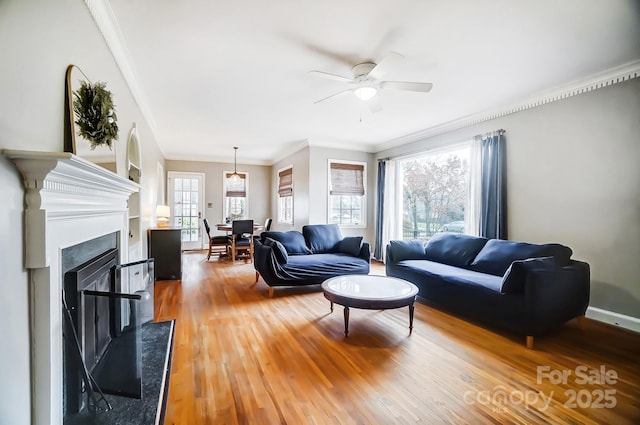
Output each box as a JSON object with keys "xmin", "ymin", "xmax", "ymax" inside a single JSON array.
[{"xmin": 154, "ymin": 251, "xmax": 640, "ymax": 425}]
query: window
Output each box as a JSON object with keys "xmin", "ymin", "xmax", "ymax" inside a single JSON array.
[
  {"xmin": 328, "ymin": 160, "xmax": 366, "ymax": 227},
  {"xmin": 224, "ymin": 172, "xmax": 248, "ymax": 220},
  {"xmin": 278, "ymin": 166, "xmax": 293, "ymax": 224},
  {"xmin": 399, "ymin": 144, "xmax": 470, "ymax": 240}
]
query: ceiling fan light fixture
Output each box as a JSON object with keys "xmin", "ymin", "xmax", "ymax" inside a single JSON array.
[{"xmin": 354, "ymin": 86, "xmax": 378, "ymax": 101}]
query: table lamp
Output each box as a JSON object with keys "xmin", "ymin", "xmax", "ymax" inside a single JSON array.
[{"xmin": 155, "ymin": 204, "xmax": 171, "ymax": 227}]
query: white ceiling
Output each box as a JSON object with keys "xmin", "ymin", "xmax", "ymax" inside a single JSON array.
[{"xmin": 105, "ymin": 0, "xmax": 640, "ymax": 165}]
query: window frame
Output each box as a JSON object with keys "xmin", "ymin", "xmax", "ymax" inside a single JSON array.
[
  {"xmin": 223, "ymin": 170, "xmax": 249, "ymax": 220},
  {"xmin": 277, "ymin": 165, "xmax": 293, "ymax": 225},
  {"xmin": 327, "ymin": 159, "xmax": 367, "ymax": 228},
  {"xmin": 397, "ymin": 141, "xmax": 471, "ymax": 241}
]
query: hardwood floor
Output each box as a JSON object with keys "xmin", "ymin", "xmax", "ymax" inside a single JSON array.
[{"xmin": 154, "ymin": 251, "xmax": 640, "ymax": 425}]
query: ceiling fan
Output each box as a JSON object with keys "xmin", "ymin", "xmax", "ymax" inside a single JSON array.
[{"xmin": 309, "ymin": 52, "xmax": 433, "ymax": 105}]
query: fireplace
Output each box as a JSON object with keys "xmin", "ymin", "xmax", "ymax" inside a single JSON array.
[
  {"xmin": 62, "ymin": 241, "xmax": 155, "ymax": 422},
  {"xmin": 3, "ymin": 151, "xmax": 141, "ymax": 425}
]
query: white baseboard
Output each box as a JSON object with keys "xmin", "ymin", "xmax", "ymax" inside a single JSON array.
[{"xmin": 586, "ymin": 307, "xmax": 640, "ymax": 333}]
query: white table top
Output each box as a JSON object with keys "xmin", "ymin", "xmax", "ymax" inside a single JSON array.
[{"xmin": 322, "ymin": 275, "xmax": 418, "ymax": 301}]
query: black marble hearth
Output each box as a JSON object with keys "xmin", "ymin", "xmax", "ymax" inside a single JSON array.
[{"xmin": 65, "ymin": 320, "xmax": 175, "ymax": 425}]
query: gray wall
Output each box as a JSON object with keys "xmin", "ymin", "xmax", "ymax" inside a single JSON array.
[
  {"xmin": 308, "ymin": 146, "xmax": 375, "ymax": 242},
  {"xmin": 377, "ymin": 78, "xmax": 640, "ymax": 320},
  {"xmin": 165, "ymin": 160, "xmax": 271, "ymax": 241},
  {"xmin": 271, "ymin": 147, "xmax": 310, "ymax": 231},
  {"xmin": 270, "ymin": 146, "xmax": 375, "ymax": 243},
  {"xmin": 0, "ymin": 0, "xmax": 166, "ymax": 423}
]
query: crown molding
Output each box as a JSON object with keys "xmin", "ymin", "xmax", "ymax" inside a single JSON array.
[
  {"xmin": 84, "ymin": 0, "xmax": 160, "ymax": 147},
  {"xmin": 163, "ymin": 152, "xmax": 271, "ymax": 166},
  {"xmin": 306, "ymin": 138, "xmax": 374, "ymax": 153},
  {"xmin": 269, "ymin": 139, "xmax": 311, "ymax": 165},
  {"xmin": 374, "ymin": 60, "xmax": 640, "ymax": 153}
]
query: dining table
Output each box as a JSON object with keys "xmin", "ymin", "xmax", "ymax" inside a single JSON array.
[{"xmin": 216, "ymin": 223, "xmax": 264, "ymax": 233}]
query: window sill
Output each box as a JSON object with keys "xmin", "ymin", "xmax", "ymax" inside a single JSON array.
[{"xmin": 334, "ymin": 223, "xmax": 367, "ymax": 229}]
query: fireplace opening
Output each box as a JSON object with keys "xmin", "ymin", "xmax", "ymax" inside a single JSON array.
[{"xmin": 62, "ymin": 238, "xmax": 154, "ymax": 422}]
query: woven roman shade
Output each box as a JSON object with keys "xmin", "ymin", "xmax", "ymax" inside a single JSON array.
[
  {"xmin": 225, "ymin": 172, "xmax": 246, "ymax": 197},
  {"xmin": 278, "ymin": 168, "xmax": 293, "ymax": 197},
  {"xmin": 330, "ymin": 163, "xmax": 364, "ymax": 196}
]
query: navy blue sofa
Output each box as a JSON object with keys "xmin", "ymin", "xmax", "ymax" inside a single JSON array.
[
  {"xmin": 254, "ymin": 224, "xmax": 370, "ymax": 297},
  {"xmin": 385, "ymin": 233, "xmax": 590, "ymax": 348}
]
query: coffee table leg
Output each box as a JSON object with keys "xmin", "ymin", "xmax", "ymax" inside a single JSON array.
[
  {"xmin": 343, "ymin": 306, "xmax": 350, "ymax": 337},
  {"xmin": 330, "ymin": 301, "xmax": 334, "ymax": 313},
  {"xmin": 409, "ymin": 303, "xmax": 415, "ymax": 335}
]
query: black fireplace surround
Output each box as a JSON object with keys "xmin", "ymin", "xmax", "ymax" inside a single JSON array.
[{"xmin": 61, "ymin": 233, "xmax": 154, "ymax": 422}]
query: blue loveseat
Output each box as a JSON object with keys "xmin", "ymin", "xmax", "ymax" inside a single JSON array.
[
  {"xmin": 385, "ymin": 233, "xmax": 590, "ymax": 348},
  {"xmin": 254, "ymin": 224, "xmax": 370, "ymax": 297}
]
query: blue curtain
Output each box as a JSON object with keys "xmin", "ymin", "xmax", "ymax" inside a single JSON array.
[
  {"xmin": 373, "ymin": 160, "xmax": 386, "ymax": 260},
  {"xmin": 479, "ymin": 131, "xmax": 507, "ymax": 239}
]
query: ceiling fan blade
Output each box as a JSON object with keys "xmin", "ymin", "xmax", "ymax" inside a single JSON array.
[
  {"xmin": 314, "ymin": 89, "xmax": 354, "ymax": 104},
  {"xmin": 308, "ymin": 70, "xmax": 354, "ymax": 83},
  {"xmin": 380, "ymin": 81, "xmax": 433, "ymax": 93},
  {"xmin": 368, "ymin": 51, "xmax": 404, "ymax": 80}
]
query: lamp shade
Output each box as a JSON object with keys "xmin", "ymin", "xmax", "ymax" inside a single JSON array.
[
  {"xmin": 155, "ymin": 204, "xmax": 171, "ymax": 227},
  {"xmin": 156, "ymin": 205, "xmax": 170, "ymax": 218}
]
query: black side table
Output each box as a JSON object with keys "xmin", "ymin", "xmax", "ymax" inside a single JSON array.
[{"xmin": 147, "ymin": 227, "xmax": 182, "ymax": 280}]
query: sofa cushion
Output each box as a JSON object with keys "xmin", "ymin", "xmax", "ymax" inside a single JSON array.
[
  {"xmin": 281, "ymin": 253, "xmax": 370, "ymax": 283},
  {"xmin": 303, "ymin": 224, "xmax": 343, "ymax": 253},
  {"xmin": 500, "ymin": 256, "xmax": 556, "ymax": 294},
  {"xmin": 395, "ymin": 259, "xmax": 504, "ymax": 294},
  {"xmin": 470, "ymin": 239, "xmax": 573, "ymax": 276},
  {"xmin": 261, "ymin": 231, "xmax": 311, "ymax": 255},
  {"xmin": 263, "ymin": 237, "xmax": 288, "ymax": 264},
  {"xmin": 388, "ymin": 240, "xmax": 426, "ymax": 261},
  {"xmin": 424, "ymin": 233, "xmax": 489, "ymax": 268},
  {"xmin": 338, "ymin": 236, "xmax": 363, "ymax": 256}
]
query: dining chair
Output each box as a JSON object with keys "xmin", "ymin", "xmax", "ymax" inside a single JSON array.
[
  {"xmin": 230, "ymin": 219, "xmax": 254, "ymax": 262},
  {"xmin": 253, "ymin": 217, "xmax": 272, "ymax": 243},
  {"xmin": 203, "ymin": 218, "xmax": 230, "ymax": 260}
]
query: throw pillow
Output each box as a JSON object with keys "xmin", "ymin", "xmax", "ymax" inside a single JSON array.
[
  {"xmin": 500, "ymin": 256, "xmax": 556, "ymax": 294},
  {"xmin": 302, "ymin": 224, "xmax": 343, "ymax": 253},
  {"xmin": 338, "ymin": 236, "xmax": 363, "ymax": 256},
  {"xmin": 471, "ymin": 239, "xmax": 570, "ymax": 276},
  {"xmin": 264, "ymin": 237, "xmax": 288, "ymax": 264},
  {"xmin": 261, "ymin": 231, "xmax": 311, "ymax": 255},
  {"xmin": 424, "ymin": 232, "xmax": 489, "ymax": 268},
  {"xmin": 388, "ymin": 240, "xmax": 426, "ymax": 261}
]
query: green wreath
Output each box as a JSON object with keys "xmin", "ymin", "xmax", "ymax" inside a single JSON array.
[{"xmin": 72, "ymin": 81, "xmax": 119, "ymax": 150}]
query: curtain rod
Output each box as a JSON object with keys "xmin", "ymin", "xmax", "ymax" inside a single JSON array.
[{"xmin": 478, "ymin": 129, "xmax": 506, "ymax": 138}]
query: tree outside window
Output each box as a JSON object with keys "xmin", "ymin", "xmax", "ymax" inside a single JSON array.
[{"xmin": 400, "ymin": 146, "xmax": 469, "ymax": 240}]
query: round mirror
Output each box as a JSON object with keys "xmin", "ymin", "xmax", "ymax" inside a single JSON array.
[{"xmin": 64, "ymin": 64, "xmax": 118, "ymax": 173}]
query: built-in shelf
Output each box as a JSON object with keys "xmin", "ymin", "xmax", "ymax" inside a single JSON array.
[{"xmin": 126, "ymin": 124, "xmax": 143, "ymax": 262}]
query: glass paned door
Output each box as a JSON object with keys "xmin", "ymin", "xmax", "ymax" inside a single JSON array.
[{"xmin": 168, "ymin": 172, "xmax": 204, "ymax": 250}]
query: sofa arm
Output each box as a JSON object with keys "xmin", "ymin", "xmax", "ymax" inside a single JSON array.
[
  {"xmin": 254, "ymin": 241, "xmax": 292, "ymax": 287},
  {"xmin": 523, "ymin": 260, "xmax": 590, "ymax": 332},
  {"xmin": 357, "ymin": 242, "xmax": 371, "ymax": 262},
  {"xmin": 385, "ymin": 239, "xmax": 427, "ymax": 263}
]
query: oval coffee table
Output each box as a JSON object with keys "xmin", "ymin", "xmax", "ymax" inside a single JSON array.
[{"xmin": 321, "ymin": 275, "xmax": 419, "ymax": 337}]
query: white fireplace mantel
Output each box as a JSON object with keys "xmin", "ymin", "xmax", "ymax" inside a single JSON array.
[{"xmin": 3, "ymin": 150, "xmax": 140, "ymax": 425}]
